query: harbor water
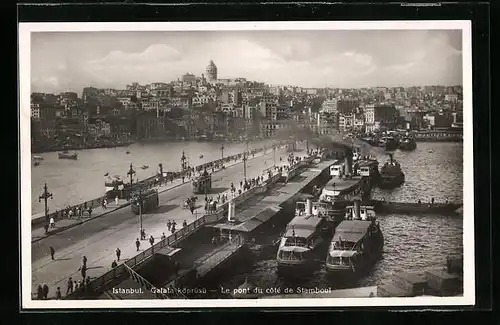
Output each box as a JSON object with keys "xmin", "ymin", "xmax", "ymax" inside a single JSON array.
[
  {"xmin": 216, "ymin": 142, "xmax": 464, "ymax": 293},
  {"xmin": 30, "ymin": 140, "xmax": 273, "ymax": 215}
]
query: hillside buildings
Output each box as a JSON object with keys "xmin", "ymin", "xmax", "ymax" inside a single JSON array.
[{"xmin": 30, "ymin": 60, "xmax": 464, "ymax": 150}]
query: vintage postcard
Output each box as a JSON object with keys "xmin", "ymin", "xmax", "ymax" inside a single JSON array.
[{"xmin": 20, "ymin": 21, "xmax": 474, "ymax": 309}]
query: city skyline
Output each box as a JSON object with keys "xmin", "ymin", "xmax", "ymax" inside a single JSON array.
[{"xmin": 31, "ymin": 29, "xmax": 463, "ymax": 94}]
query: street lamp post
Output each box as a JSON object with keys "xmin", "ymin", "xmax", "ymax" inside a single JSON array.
[
  {"xmin": 127, "ymin": 163, "xmax": 135, "ymax": 187},
  {"xmin": 220, "ymin": 144, "xmax": 224, "ymax": 159},
  {"xmin": 38, "ymin": 183, "xmax": 53, "ymax": 234},
  {"xmin": 181, "ymin": 151, "xmax": 187, "ymax": 172},
  {"xmin": 133, "ymin": 189, "xmax": 143, "ymax": 238},
  {"xmin": 243, "ymin": 134, "xmax": 249, "ymax": 180},
  {"xmin": 272, "ymin": 140, "xmax": 276, "ymax": 167}
]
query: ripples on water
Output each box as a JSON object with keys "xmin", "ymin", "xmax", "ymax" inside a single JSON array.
[
  {"xmin": 30, "ymin": 140, "xmax": 273, "ymax": 215},
  {"xmin": 219, "ymin": 142, "xmax": 464, "ymax": 292}
]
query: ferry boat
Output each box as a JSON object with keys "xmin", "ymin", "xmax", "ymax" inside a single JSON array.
[
  {"xmin": 379, "ymin": 136, "xmax": 399, "ymax": 151},
  {"xmin": 319, "ymin": 159, "xmax": 371, "ymax": 222},
  {"xmin": 58, "ymin": 150, "xmax": 78, "ymax": 160},
  {"xmin": 276, "ymin": 199, "xmax": 330, "ymax": 274},
  {"xmin": 354, "ymin": 156, "xmax": 380, "ymax": 187},
  {"xmin": 325, "ymin": 200, "xmax": 383, "ymax": 276},
  {"xmin": 360, "ymin": 136, "xmax": 379, "ymax": 147},
  {"xmin": 378, "ymin": 153, "xmax": 405, "ymax": 189},
  {"xmin": 399, "ymin": 136, "xmax": 417, "ymax": 151},
  {"xmin": 105, "ymin": 178, "xmax": 124, "ymax": 193}
]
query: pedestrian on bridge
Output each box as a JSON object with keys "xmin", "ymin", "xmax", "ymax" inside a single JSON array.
[
  {"xmin": 182, "ymin": 220, "xmax": 187, "ymax": 228},
  {"xmin": 149, "ymin": 235, "xmax": 155, "ymax": 246},
  {"xmin": 80, "ymin": 264, "xmax": 87, "ymax": 279},
  {"xmin": 111, "ymin": 260, "xmax": 118, "ymax": 268},
  {"xmin": 36, "ymin": 284, "xmax": 43, "ymax": 300},
  {"xmin": 135, "ymin": 238, "xmax": 141, "ymax": 251},
  {"xmin": 66, "ymin": 277, "xmax": 73, "ymax": 295},
  {"xmin": 82, "ymin": 256, "xmax": 87, "ymax": 267},
  {"xmin": 161, "ymin": 232, "xmax": 166, "ymax": 241},
  {"xmin": 115, "ymin": 196, "xmax": 119, "ymax": 206},
  {"xmin": 167, "ymin": 220, "xmax": 172, "ymax": 231},
  {"xmin": 49, "ymin": 217, "xmax": 55, "ymax": 228},
  {"xmin": 42, "ymin": 283, "xmax": 49, "ymax": 299},
  {"xmin": 141, "ymin": 228, "xmax": 146, "ymax": 240},
  {"xmin": 56, "ymin": 287, "xmax": 62, "ymax": 300},
  {"xmin": 49, "ymin": 246, "xmax": 55, "ymax": 260},
  {"xmin": 116, "ymin": 248, "xmax": 121, "ymax": 261}
]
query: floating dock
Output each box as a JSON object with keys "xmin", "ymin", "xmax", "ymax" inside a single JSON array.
[{"xmin": 369, "ymin": 200, "xmax": 463, "ymax": 215}]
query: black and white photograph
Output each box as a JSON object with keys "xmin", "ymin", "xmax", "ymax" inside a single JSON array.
[{"xmin": 20, "ymin": 21, "xmax": 474, "ymax": 308}]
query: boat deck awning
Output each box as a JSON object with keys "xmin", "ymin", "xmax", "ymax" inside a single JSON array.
[{"xmin": 211, "ymin": 206, "xmax": 283, "ymax": 233}]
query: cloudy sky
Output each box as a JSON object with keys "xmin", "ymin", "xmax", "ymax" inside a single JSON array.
[{"xmin": 30, "ymin": 29, "xmax": 463, "ymax": 94}]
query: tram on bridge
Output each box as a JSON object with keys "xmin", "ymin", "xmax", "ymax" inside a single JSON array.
[
  {"xmin": 130, "ymin": 188, "xmax": 159, "ymax": 215},
  {"xmin": 192, "ymin": 169, "xmax": 212, "ymax": 194}
]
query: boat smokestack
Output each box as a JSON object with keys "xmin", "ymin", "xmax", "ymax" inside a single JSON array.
[
  {"xmin": 227, "ymin": 200, "xmax": 235, "ymax": 222},
  {"xmin": 353, "ymin": 199, "xmax": 361, "ymax": 220},
  {"xmin": 305, "ymin": 199, "xmax": 312, "ymax": 216},
  {"xmin": 346, "ymin": 150, "xmax": 353, "ymax": 176}
]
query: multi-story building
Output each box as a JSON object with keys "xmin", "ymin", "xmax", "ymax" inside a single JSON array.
[
  {"xmin": 31, "ymin": 103, "xmax": 40, "ymax": 119},
  {"xmin": 259, "ymin": 101, "xmax": 277, "ymax": 121},
  {"xmin": 182, "ymin": 73, "xmax": 196, "ymax": 84},
  {"xmin": 337, "ymin": 98, "xmax": 359, "ymax": 114},
  {"xmin": 339, "ymin": 114, "xmax": 354, "ymax": 132},
  {"xmin": 444, "ymin": 94, "xmax": 459, "ymax": 102},
  {"xmin": 364, "ymin": 104, "xmax": 398, "ymax": 132},
  {"xmin": 320, "ymin": 98, "xmax": 338, "ymax": 114}
]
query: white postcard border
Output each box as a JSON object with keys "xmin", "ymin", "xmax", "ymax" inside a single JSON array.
[{"xmin": 19, "ymin": 20, "xmax": 474, "ymax": 309}]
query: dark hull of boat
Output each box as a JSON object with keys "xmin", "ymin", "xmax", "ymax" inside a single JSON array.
[
  {"xmin": 378, "ymin": 174, "xmax": 405, "ymax": 189},
  {"xmin": 58, "ymin": 155, "xmax": 78, "ymax": 160},
  {"xmin": 399, "ymin": 142, "xmax": 417, "ymax": 151},
  {"xmin": 379, "ymin": 140, "xmax": 399, "ymax": 151},
  {"xmin": 371, "ymin": 201, "xmax": 462, "ymax": 215}
]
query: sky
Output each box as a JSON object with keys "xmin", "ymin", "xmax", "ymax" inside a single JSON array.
[{"xmin": 29, "ymin": 29, "xmax": 463, "ymax": 94}]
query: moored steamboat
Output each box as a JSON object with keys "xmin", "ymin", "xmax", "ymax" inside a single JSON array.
[
  {"xmin": 325, "ymin": 199, "xmax": 383, "ymax": 277},
  {"xmin": 276, "ymin": 199, "xmax": 330, "ymax": 275}
]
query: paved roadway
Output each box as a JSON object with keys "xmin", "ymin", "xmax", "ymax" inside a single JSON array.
[{"xmin": 30, "ymin": 147, "xmax": 296, "ymax": 299}]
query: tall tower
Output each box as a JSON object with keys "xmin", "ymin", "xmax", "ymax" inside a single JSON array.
[{"xmin": 206, "ymin": 60, "xmax": 218, "ymax": 83}]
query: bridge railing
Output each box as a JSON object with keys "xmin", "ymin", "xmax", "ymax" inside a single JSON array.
[
  {"xmin": 64, "ymin": 168, "xmax": 281, "ymax": 299},
  {"xmin": 32, "ymin": 143, "xmax": 290, "ymax": 229}
]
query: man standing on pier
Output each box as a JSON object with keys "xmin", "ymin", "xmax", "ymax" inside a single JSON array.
[{"xmin": 116, "ymin": 248, "xmax": 121, "ymax": 261}]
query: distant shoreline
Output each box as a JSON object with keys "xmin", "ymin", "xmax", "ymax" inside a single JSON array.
[
  {"xmin": 31, "ymin": 141, "xmax": 134, "ymax": 154},
  {"xmin": 30, "ymin": 137, "xmax": 274, "ymax": 153}
]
